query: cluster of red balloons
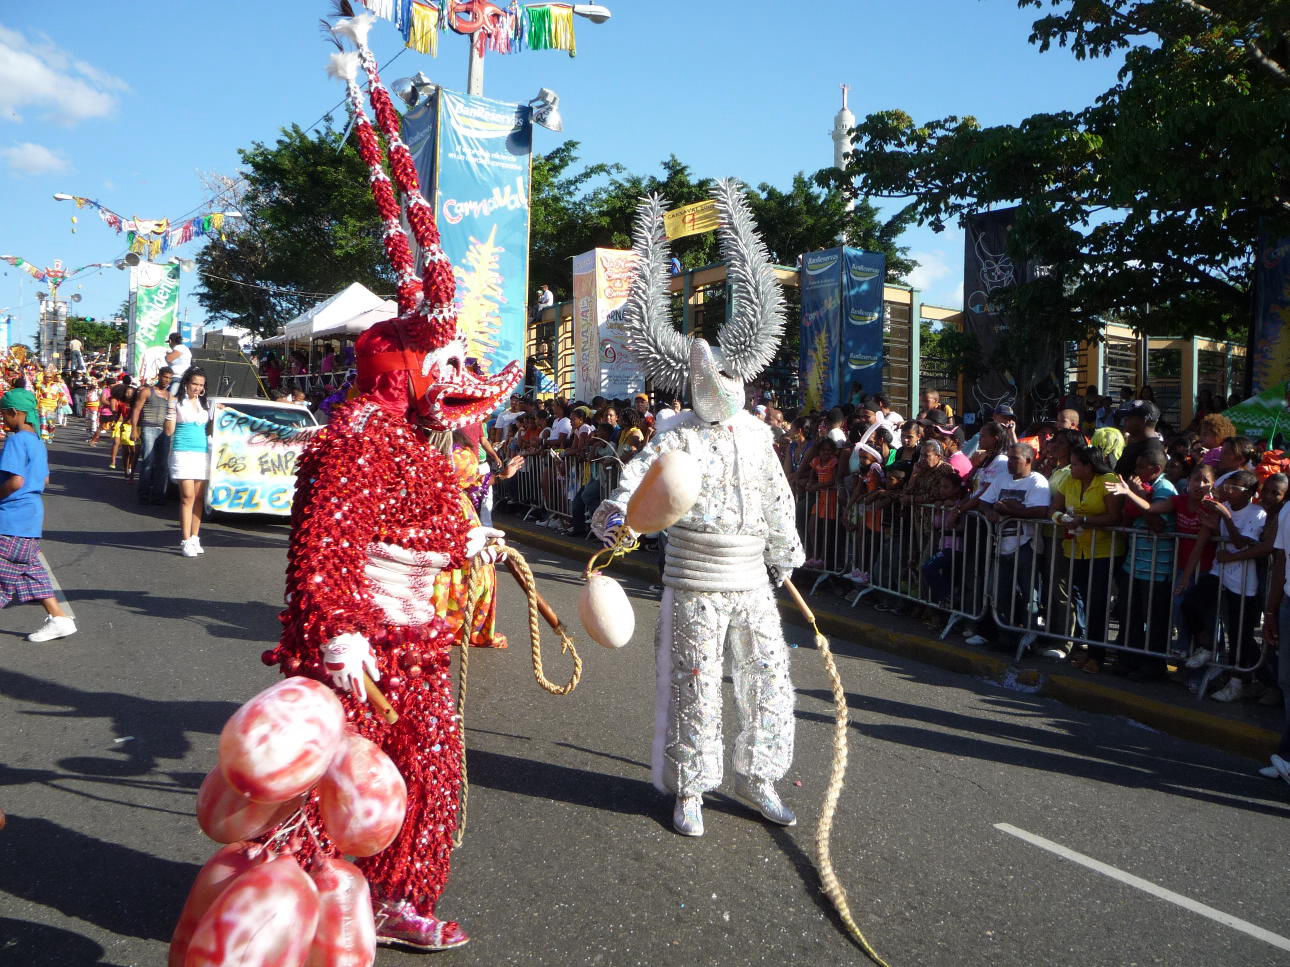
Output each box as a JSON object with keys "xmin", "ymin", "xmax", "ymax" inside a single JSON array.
[{"xmin": 170, "ymin": 678, "xmax": 408, "ymax": 967}]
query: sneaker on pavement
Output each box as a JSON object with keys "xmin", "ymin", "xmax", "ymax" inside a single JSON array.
[
  {"xmin": 734, "ymin": 776, "xmax": 796, "ymax": 826},
  {"xmin": 181, "ymin": 538, "xmax": 199, "ymax": 558},
  {"xmin": 28, "ymin": 615, "xmax": 77, "ymax": 642},
  {"xmin": 1258, "ymin": 761, "xmax": 1281, "ymax": 779},
  {"xmin": 191, "ymin": 536, "xmax": 204, "ymax": 555},
  {"xmin": 1272, "ymin": 754, "xmax": 1290, "ymax": 785},
  {"xmin": 964, "ymin": 634, "xmax": 989, "ymax": 646},
  {"xmin": 1040, "ymin": 647, "xmax": 1068, "ymax": 660},
  {"xmin": 1210, "ymin": 679, "xmax": 1245, "ymax": 703},
  {"xmin": 1184, "ymin": 648, "xmax": 1213, "ymax": 670},
  {"xmin": 672, "ymin": 795, "xmax": 704, "ymax": 837}
]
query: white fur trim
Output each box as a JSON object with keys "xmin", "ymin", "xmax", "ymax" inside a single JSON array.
[
  {"xmin": 332, "ymin": 12, "xmax": 377, "ymax": 49},
  {"xmin": 326, "ymin": 51, "xmax": 359, "ymax": 83}
]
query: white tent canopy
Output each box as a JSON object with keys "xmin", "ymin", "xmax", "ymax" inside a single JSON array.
[{"xmin": 260, "ymin": 282, "xmax": 395, "ymax": 346}]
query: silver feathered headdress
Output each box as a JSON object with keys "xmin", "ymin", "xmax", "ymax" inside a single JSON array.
[{"xmin": 621, "ymin": 178, "xmax": 787, "ymax": 394}]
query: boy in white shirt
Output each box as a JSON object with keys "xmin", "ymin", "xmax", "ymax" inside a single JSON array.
[{"xmin": 965, "ymin": 442, "xmax": 1050, "ymax": 650}]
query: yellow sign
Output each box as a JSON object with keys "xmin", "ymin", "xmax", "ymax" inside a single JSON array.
[{"xmin": 664, "ymin": 200, "xmax": 720, "ymax": 240}]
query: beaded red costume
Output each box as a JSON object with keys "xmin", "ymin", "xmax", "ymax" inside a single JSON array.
[{"xmin": 261, "ymin": 11, "xmax": 520, "ymax": 950}]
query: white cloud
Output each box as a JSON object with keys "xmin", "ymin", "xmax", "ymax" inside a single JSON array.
[
  {"xmin": 908, "ymin": 248, "xmax": 965, "ymax": 310},
  {"xmin": 908, "ymin": 249, "xmax": 952, "ymax": 293},
  {"xmin": 0, "ymin": 25, "xmax": 127, "ymax": 124},
  {"xmin": 2, "ymin": 141, "xmax": 70, "ymax": 174}
]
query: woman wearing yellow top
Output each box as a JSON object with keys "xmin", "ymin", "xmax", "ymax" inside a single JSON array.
[{"xmin": 1051, "ymin": 444, "xmax": 1126, "ymax": 673}]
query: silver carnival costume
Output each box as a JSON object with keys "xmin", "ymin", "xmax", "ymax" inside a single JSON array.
[{"xmin": 593, "ymin": 181, "xmax": 805, "ymax": 837}]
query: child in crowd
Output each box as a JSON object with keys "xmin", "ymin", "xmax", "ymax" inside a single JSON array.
[
  {"xmin": 805, "ymin": 437, "xmax": 840, "ymax": 570},
  {"xmin": 0, "ymin": 388, "xmax": 77, "ymax": 641},
  {"xmin": 1180, "ymin": 470, "xmax": 1269, "ymax": 701},
  {"xmin": 1108, "ymin": 441, "xmax": 1178, "ymax": 680},
  {"xmin": 920, "ymin": 472, "xmax": 969, "ymax": 609},
  {"xmin": 84, "ymin": 379, "xmax": 102, "ymax": 444},
  {"xmin": 868, "ymin": 466, "xmax": 908, "ymax": 612},
  {"xmin": 842, "ymin": 440, "xmax": 886, "ymax": 583}
]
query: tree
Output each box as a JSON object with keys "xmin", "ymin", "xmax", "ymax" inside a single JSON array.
[
  {"xmin": 528, "ymin": 141, "xmax": 623, "ymax": 300},
  {"xmin": 65, "ymin": 316, "xmax": 126, "ymax": 352},
  {"xmin": 530, "ymin": 144, "xmax": 916, "ymax": 311},
  {"xmin": 195, "ymin": 124, "xmax": 394, "ymax": 337},
  {"xmin": 836, "ymin": 0, "xmax": 1290, "ymax": 354}
]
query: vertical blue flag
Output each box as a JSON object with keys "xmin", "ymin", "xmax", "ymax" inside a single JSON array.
[
  {"xmin": 800, "ymin": 249, "xmax": 844, "ymax": 411},
  {"xmin": 840, "ymin": 249, "xmax": 886, "ymax": 403}
]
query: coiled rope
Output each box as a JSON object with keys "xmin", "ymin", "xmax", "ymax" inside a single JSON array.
[{"xmin": 454, "ymin": 547, "xmax": 583, "ymax": 846}]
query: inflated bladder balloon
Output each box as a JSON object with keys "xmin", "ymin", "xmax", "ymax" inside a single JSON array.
[
  {"xmin": 169, "ymin": 842, "xmax": 267, "ymax": 967},
  {"xmin": 578, "ymin": 572, "xmax": 635, "ymax": 649},
  {"xmin": 197, "ymin": 768, "xmax": 303, "ymax": 844},
  {"xmin": 219, "ymin": 677, "xmax": 346, "ymax": 803},
  {"xmin": 318, "ymin": 733, "xmax": 407, "ymax": 857},
  {"xmin": 625, "ymin": 449, "xmax": 701, "ymax": 534},
  {"xmin": 306, "ymin": 856, "xmax": 376, "ymax": 967},
  {"xmin": 185, "ymin": 855, "xmax": 320, "ymax": 967}
]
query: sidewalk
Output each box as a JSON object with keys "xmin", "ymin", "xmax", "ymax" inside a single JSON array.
[{"xmin": 497, "ymin": 511, "xmax": 1282, "ymax": 764}]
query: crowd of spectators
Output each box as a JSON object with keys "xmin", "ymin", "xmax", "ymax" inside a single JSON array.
[
  {"xmin": 776, "ymin": 385, "xmax": 1287, "ymax": 714},
  {"xmin": 488, "ymin": 382, "xmax": 1288, "ymax": 724}
]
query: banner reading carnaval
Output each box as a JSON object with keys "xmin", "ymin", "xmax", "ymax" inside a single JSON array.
[
  {"xmin": 405, "ymin": 87, "xmax": 533, "ymax": 392},
  {"xmin": 1251, "ymin": 236, "xmax": 1290, "ymax": 395},
  {"xmin": 800, "ymin": 250, "xmax": 844, "ymax": 411},
  {"xmin": 207, "ymin": 406, "xmax": 323, "ymax": 516},
  {"xmin": 130, "ymin": 261, "xmax": 180, "ymax": 376},
  {"xmin": 572, "ymin": 248, "xmax": 640, "ymax": 400}
]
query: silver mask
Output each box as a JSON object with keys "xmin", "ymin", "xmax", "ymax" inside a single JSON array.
[{"xmin": 689, "ymin": 338, "xmax": 744, "ymax": 424}]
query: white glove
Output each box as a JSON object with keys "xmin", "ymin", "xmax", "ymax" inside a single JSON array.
[
  {"xmin": 365, "ymin": 541, "xmax": 451, "ymax": 626},
  {"xmin": 322, "ymin": 632, "xmax": 379, "ymax": 702},
  {"xmin": 465, "ymin": 526, "xmax": 507, "ymax": 564}
]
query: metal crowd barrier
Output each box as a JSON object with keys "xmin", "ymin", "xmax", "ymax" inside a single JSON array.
[
  {"xmin": 495, "ymin": 446, "xmax": 624, "ymax": 528},
  {"xmin": 496, "ymin": 452, "xmax": 1272, "ymax": 694},
  {"xmin": 988, "ymin": 518, "xmax": 1267, "ymax": 690},
  {"xmin": 791, "ymin": 480, "xmax": 1271, "ymax": 695}
]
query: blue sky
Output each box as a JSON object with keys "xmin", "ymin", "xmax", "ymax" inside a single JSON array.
[{"xmin": 0, "ymin": 1, "xmax": 1123, "ymax": 348}]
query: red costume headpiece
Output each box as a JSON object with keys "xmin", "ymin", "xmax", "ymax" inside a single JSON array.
[{"xmin": 329, "ymin": 13, "xmax": 520, "ymax": 430}]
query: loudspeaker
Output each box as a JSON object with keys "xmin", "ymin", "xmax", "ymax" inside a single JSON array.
[
  {"xmin": 202, "ymin": 331, "xmax": 242, "ymax": 351},
  {"xmin": 190, "ymin": 348, "xmax": 263, "ymax": 400}
]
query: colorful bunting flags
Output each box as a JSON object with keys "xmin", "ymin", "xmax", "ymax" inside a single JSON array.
[
  {"xmin": 66, "ymin": 196, "xmax": 229, "ymax": 255},
  {"xmin": 357, "ymin": 0, "xmax": 576, "ymax": 58},
  {"xmin": 1, "ymin": 255, "xmax": 112, "ymax": 287}
]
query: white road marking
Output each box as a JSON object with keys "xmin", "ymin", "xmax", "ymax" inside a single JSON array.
[
  {"xmin": 39, "ymin": 551, "xmax": 75, "ymax": 620},
  {"xmin": 995, "ymin": 823, "xmax": 1290, "ymax": 953}
]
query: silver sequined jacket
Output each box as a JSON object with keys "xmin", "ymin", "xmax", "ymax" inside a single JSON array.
[{"xmin": 592, "ymin": 410, "xmax": 805, "ymax": 574}]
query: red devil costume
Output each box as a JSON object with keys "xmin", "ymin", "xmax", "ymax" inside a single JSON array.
[{"xmin": 262, "ymin": 11, "xmax": 520, "ymax": 951}]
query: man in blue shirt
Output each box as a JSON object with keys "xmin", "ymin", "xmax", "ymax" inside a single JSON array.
[{"xmin": 0, "ymin": 388, "xmax": 76, "ymax": 641}]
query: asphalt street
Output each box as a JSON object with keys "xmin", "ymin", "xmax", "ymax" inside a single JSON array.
[{"xmin": 2, "ymin": 432, "xmax": 1288, "ymax": 967}]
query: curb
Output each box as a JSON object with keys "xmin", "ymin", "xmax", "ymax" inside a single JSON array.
[{"xmin": 501, "ymin": 515, "xmax": 1280, "ymax": 764}]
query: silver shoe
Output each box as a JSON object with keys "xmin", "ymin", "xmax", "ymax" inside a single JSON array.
[
  {"xmin": 672, "ymin": 795, "xmax": 704, "ymax": 837},
  {"xmin": 735, "ymin": 777, "xmax": 796, "ymax": 826}
]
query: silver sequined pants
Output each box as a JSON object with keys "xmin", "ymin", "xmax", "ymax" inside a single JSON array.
[{"xmin": 653, "ymin": 585, "xmax": 796, "ymax": 796}]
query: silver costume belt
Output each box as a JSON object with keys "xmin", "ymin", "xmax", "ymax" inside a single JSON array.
[{"xmin": 663, "ymin": 527, "xmax": 767, "ymax": 592}]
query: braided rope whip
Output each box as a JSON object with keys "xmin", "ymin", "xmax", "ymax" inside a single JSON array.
[
  {"xmin": 782, "ymin": 579, "xmax": 891, "ymax": 967},
  {"xmin": 452, "ymin": 548, "xmax": 583, "ymax": 847}
]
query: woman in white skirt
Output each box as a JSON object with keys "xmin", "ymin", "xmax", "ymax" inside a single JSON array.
[{"xmin": 165, "ymin": 367, "xmax": 212, "ymax": 557}]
